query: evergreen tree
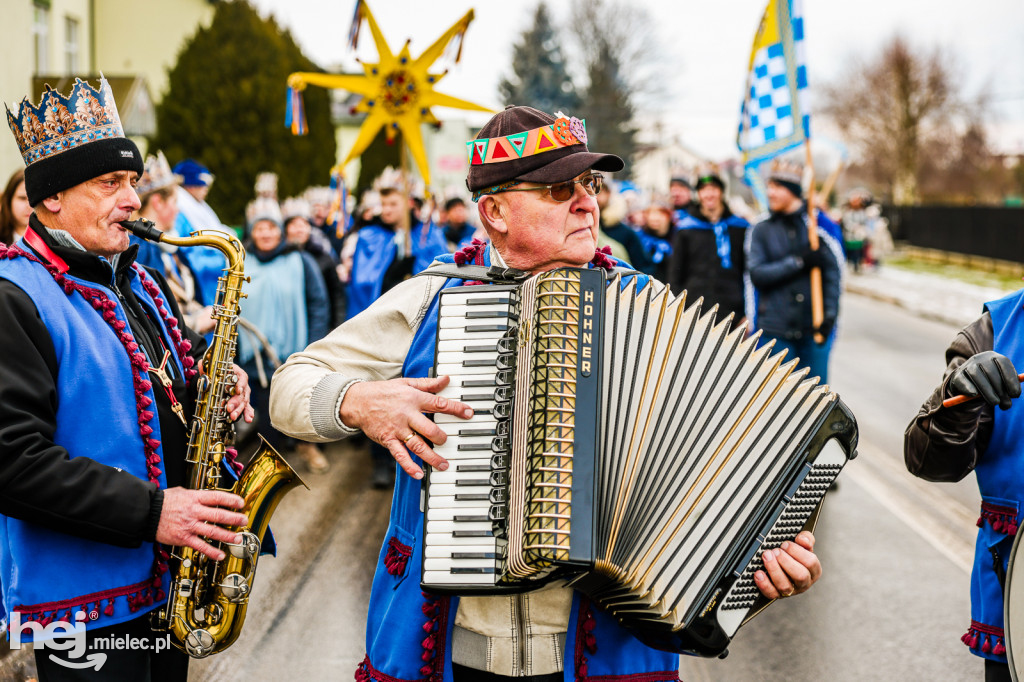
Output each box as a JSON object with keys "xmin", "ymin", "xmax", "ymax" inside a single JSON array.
[
  {"xmin": 499, "ymin": 3, "xmax": 580, "ymax": 113},
  {"xmin": 579, "ymin": 38, "xmax": 638, "ymax": 176},
  {"xmin": 570, "ymin": 0, "xmax": 660, "ymax": 176},
  {"xmin": 152, "ymin": 1, "xmax": 336, "ymax": 226}
]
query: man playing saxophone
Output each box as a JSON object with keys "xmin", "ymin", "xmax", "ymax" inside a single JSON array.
[{"xmin": 0, "ymin": 79, "xmax": 253, "ymax": 681}]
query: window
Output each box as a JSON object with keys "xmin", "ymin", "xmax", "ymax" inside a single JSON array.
[
  {"xmin": 65, "ymin": 16, "xmax": 79, "ymax": 74},
  {"xmin": 33, "ymin": 6, "xmax": 49, "ymax": 74}
]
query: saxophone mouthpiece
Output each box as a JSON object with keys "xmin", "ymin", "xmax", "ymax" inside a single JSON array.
[{"xmin": 120, "ymin": 218, "xmax": 164, "ymax": 243}]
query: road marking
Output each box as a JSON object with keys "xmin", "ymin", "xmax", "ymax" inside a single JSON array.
[{"xmin": 844, "ymin": 440, "xmax": 975, "ymax": 574}]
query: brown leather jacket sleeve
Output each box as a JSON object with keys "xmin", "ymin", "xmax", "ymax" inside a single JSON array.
[{"xmin": 904, "ymin": 312, "xmax": 994, "ymax": 482}]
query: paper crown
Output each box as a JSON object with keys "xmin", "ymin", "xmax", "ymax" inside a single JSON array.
[
  {"xmin": 281, "ymin": 197, "xmax": 310, "ymax": 222},
  {"xmin": 246, "ymin": 196, "xmax": 282, "ymax": 227},
  {"xmin": 694, "ymin": 162, "xmax": 725, "ymax": 190},
  {"xmin": 137, "ymin": 151, "xmax": 181, "ymax": 196},
  {"xmin": 254, "ymin": 172, "xmax": 278, "ymax": 199},
  {"xmin": 6, "ymin": 77, "xmax": 125, "ymax": 168},
  {"xmin": 372, "ymin": 166, "xmax": 409, "ymax": 194},
  {"xmin": 466, "ymin": 113, "xmax": 588, "ymax": 166},
  {"xmin": 768, "ymin": 158, "xmax": 804, "ymax": 186},
  {"xmin": 303, "ymin": 185, "xmax": 332, "ymax": 207}
]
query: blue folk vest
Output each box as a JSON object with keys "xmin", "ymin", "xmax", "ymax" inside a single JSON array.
[
  {"xmin": 962, "ymin": 290, "xmax": 1024, "ymax": 661},
  {"xmin": 356, "ymin": 251, "xmax": 680, "ymax": 682},
  {"xmin": 0, "ymin": 251, "xmax": 182, "ymax": 638}
]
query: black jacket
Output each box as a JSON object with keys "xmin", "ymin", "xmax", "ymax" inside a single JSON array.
[
  {"xmin": 905, "ymin": 313, "xmax": 994, "ymax": 482},
  {"xmin": 0, "ymin": 217, "xmax": 206, "ymax": 548},
  {"xmin": 669, "ymin": 207, "xmax": 748, "ymax": 320},
  {"xmin": 746, "ymin": 206, "xmax": 842, "ymax": 339}
]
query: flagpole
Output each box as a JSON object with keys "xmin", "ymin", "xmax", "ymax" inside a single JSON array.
[{"xmin": 804, "ymin": 140, "xmax": 825, "ymax": 344}]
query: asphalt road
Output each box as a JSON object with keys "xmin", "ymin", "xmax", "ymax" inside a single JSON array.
[{"xmin": 182, "ymin": 292, "xmax": 988, "ymax": 681}]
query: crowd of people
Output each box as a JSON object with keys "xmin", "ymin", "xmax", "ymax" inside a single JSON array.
[{"xmin": 0, "ymin": 76, "xmax": 1004, "ymax": 682}]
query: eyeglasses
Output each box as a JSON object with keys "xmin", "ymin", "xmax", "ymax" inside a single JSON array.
[{"xmin": 500, "ymin": 173, "xmax": 604, "ymax": 202}]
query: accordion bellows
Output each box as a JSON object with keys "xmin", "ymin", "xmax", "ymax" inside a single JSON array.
[{"xmin": 423, "ymin": 268, "xmax": 857, "ymax": 656}]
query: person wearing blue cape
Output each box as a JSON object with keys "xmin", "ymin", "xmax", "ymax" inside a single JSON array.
[{"xmin": 669, "ymin": 165, "xmax": 750, "ymax": 327}]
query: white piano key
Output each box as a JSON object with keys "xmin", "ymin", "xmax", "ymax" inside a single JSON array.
[
  {"xmin": 427, "ymin": 470, "xmax": 493, "ymax": 485},
  {"xmin": 437, "ymin": 339, "xmax": 500, "ymax": 353},
  {"xmin": 435, "ymin": 351, "xmax": 498, "ymax": 366},
  {"xmin": 427, "ymin": 483, "xmax": 491, "ymax": 497},
  {"xmin": 426, "ymin": 520, "xmax": 494, "ymax": 534},
  {"xmin": 440, "ymin": 292, "xmax": 513, "ymax": 305},
  {"xmin": 440, "ymin": 304, "xmax": 515, "ymax": 317},
  {"xmin": 436, "ymin": 362, "xmax": 498, "ymax": 376},
  {"xmin": 425, "ymin": 532, "xmax": 496, "ymax": 546},
  {"xmin": 437, "ymin": 328, "xmax": 507, "ymax": 341},
  {"xmin": 426, "ymin": 507, "xmax": 492, "ymax": 522},
  {"xmin": 425, "ymin": 495, "xmax": 493, "ymax": 509},
  {"xmin": 423, "ymin": 571, "xmax": 497, "ymax": 585},
  {"xmin": 424, "ymin": 543, "xmax": 497, "ymax": 557}
]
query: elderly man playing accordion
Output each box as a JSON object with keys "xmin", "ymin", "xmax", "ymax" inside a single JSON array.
[{"xmin": 270, "ymin": 105, "xmax": 821, "ymax": 682}]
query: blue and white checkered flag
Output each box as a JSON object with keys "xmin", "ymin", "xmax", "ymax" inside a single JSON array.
[{"xmin": 737, "ymin": 0, "xmax": 810, "ymax": 207}]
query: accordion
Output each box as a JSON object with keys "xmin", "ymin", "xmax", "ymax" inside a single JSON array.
[{"xmin": 422, "ymin": 268, "xmax": 857, "ymax": 656}]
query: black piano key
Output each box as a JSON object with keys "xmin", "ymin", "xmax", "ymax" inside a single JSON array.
[
  {"xmin": 463, "ymin": 359, "xmax": 498, "ymax": 368},
  {"xmin": 462, "ymin": 379, "xmax": 496, "ymax": 388},
  {"xmin": 466, "ymin": 324, "xmax": 510, "ymax": 333},
  {"xmin": 464, "ymin": 345, "xmax": 498, "ymax": 353},
  {"xmin": 452, "ymin": 552, "xmax": 498, "ymax": 559},
  {"xmin": 453, "ymin": 529, "xmax": 494, "ymax": 538},
  {"xmin": 457, "ymin": 443, "xmax": 493, "ymax": 451},
  {"xmin": 453, "ymin": 515, "xmax": 490, "ymax": 522},
  {"xmin": 456, "ymin": 463, "xmax": 492, "ymax": 472},
  {"xmin": 452, "ymin": 567, "xmax": 498, "ymax": 574},
  {"xmin": 455, "ymin": 479, "xmax": 490, "ymax": 486},
  {"xmin": 465, "ymin": 310, "xmax": 518, "ymax": 321},
  {"xmin": 455, "ymin": 493, "xmax": 490, "ymax": 501},
  {"xmin": 458, "ymin": 428, "xmax": 496, "ymax": 437},
  {"xmin": 459, "ymin": 394, "xmax": 495, "ymax": 402},
  {"xmin": 466, "ymin": 297, "xmax": 510, "ymax": 306}
]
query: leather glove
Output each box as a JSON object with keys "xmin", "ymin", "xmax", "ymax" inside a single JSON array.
[
  {"xmin": 949, "ymin": 351, "xmax": 1021, "ymax": 410},
  {"xmin": 814, "ymin": 317, "xmax": 835, "ymax": 340},
  {"xmin": 800, "ymin": 247, "xmax": 829, "ymax": 271}
]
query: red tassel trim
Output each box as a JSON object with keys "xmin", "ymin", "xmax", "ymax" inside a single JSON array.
[
  {"xmin": 963, "ymin": 620, "xmax": 1006, "ymax": 658},
  {"xmin": 383, "ymin": 536, "xmax": 412, "ymax": 577},
  {"xmin": 454, "ymin": 237, "xmax": 488, "ymax": 266},
  {"xmin": 978, "ymin": 502, "xmax": 1019, "ymax": 535}
]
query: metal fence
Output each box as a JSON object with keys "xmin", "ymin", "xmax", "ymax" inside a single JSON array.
[{"xmin": 882, "ymin": 206, "xmax": 1024, "ymax": 262}]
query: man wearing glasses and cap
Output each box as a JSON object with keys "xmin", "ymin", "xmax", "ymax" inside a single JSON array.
[{"xmin": 269, "ymin": 106, "xmax": 821, "ymax": 682}]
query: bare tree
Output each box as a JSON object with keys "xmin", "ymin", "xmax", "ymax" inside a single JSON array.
[
  {"xmin": 822, "ymin": 35, "xmax": 964, "ymax": 205},
  {"xmin": 568, "ymin": 0, "xmax": 667, "ymax": 174}
]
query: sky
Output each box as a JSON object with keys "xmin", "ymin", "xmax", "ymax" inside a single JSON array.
[{"xmin": 250, "ymin": 0, "xmax": 1024, "ymax": 161}]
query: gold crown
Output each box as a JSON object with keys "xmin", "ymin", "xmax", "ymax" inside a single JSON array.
[{"xmin": 6, "ymin": 77, "xmax": 125, "ymax": 167}]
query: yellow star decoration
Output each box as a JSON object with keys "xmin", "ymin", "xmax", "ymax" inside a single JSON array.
[{"xmin": 287, "ymin": 5, "xmax": 494, "ymax": 185}]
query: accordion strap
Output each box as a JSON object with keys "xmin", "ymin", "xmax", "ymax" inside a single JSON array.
[{"xmin": 414, "ymin": 263, "xmax": 640, "ymax": 283}]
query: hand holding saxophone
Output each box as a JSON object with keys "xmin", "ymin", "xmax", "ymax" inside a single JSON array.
[{"xmin": 156, "ymin": 488, "xmax": 249, "ymax": 561}]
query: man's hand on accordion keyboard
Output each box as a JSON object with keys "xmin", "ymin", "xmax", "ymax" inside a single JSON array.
[
  {"xmin": 339, "ymin": 376, "xmax": 474, "ymax": 480},
  {"xmin": 753, "ymin": 531, "xmax": 821, "ymax": 600}
]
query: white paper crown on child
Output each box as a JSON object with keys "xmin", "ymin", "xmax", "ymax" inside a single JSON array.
[
  {"xmin": 280, "ymin": 197, "xmax": 310, "ymax": 223},
  {"xmin": 246, "ymin": 196, "xmax": 282, "ymax": 227},
  {"xmin": 136, "ymin": 150, "xmax": 181, "ymax": 196},
  {"xmin": 303, "ymin": 185, "xmax": 332, "ymax": 207},
  {"xmin": 254, "ymin": 172, "xmax": 278, "ymax": 199},
  {"xmin": 372, "ymin": 166, "xmax": 407, "ymax": 193}
]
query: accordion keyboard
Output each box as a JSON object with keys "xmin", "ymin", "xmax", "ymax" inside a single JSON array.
[{"xmin": 423, "ymin": 286, "xmax": 519, "ymax": 586}]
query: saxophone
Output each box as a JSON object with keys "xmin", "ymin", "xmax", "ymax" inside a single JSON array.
[{"xmin": 124, "ymin": 219, "xmax": 307, "ymax": 657}]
